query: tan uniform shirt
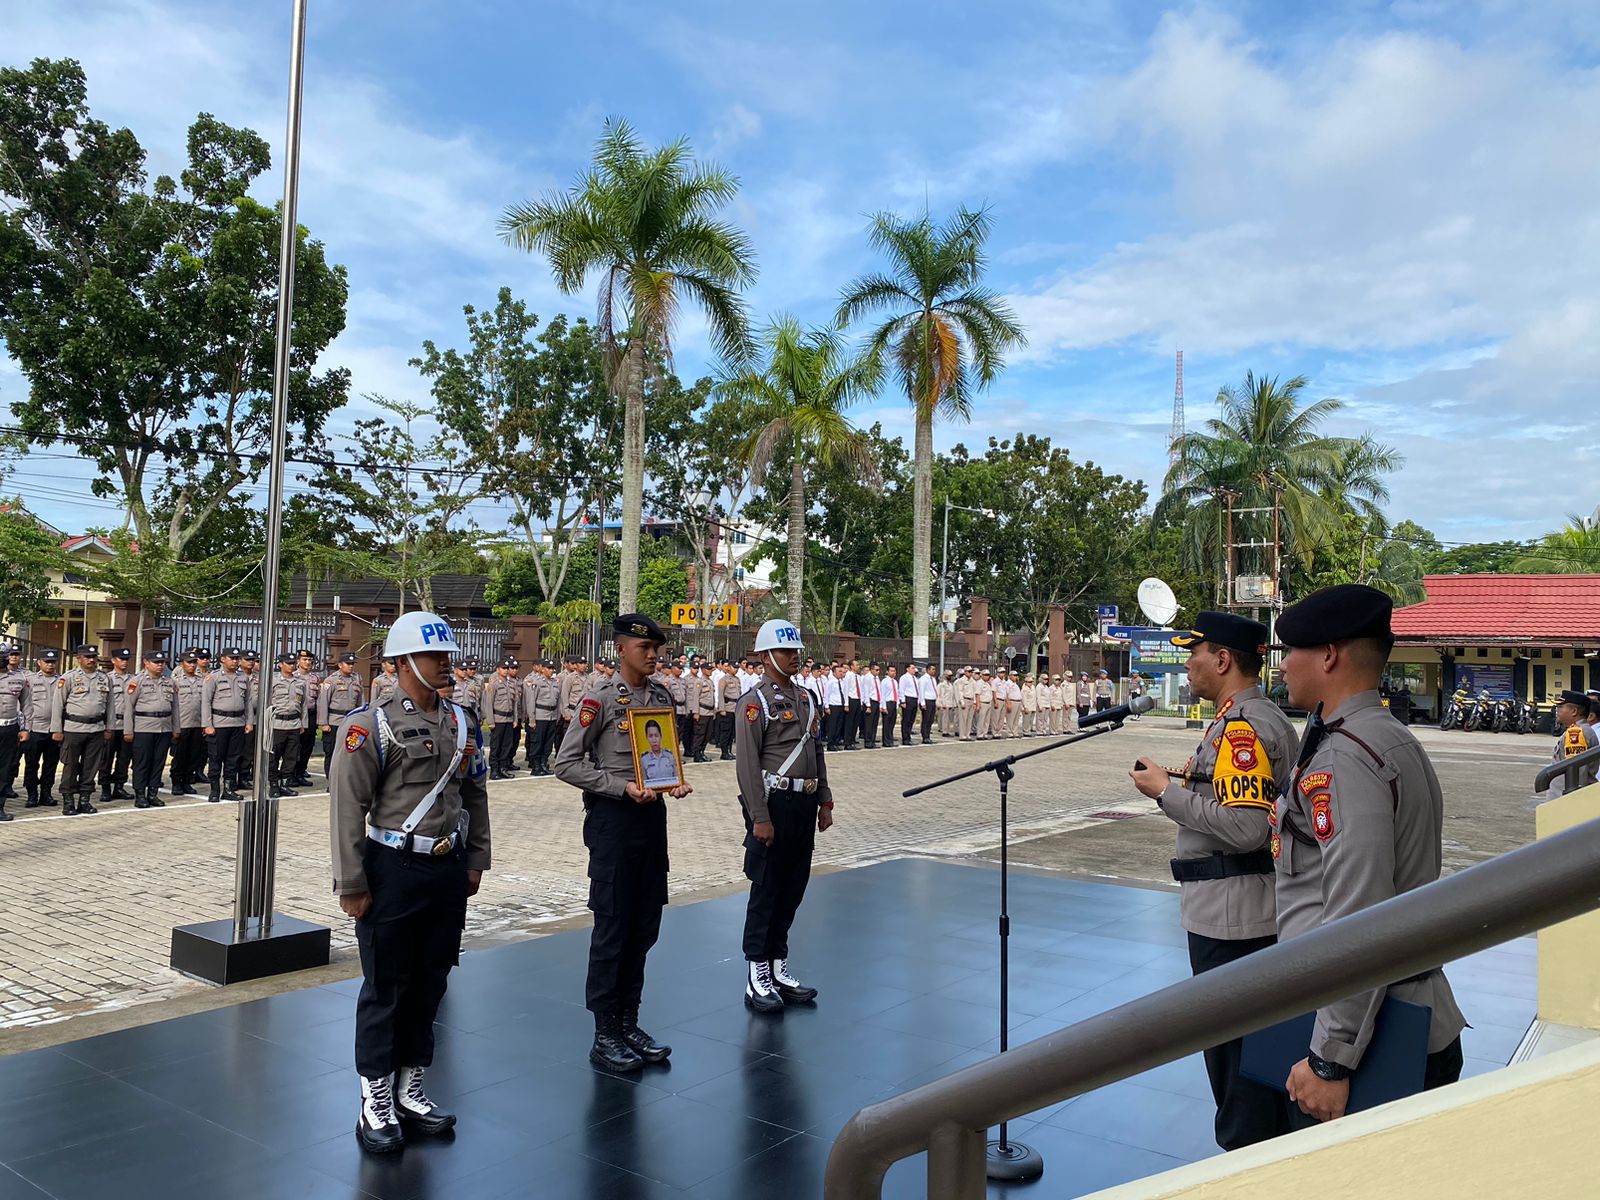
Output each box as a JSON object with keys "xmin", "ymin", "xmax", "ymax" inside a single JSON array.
[
  {"xmin": 525, "ymin": 674, "xmax": 559, "ymax": 721},
  {"xmin": 1021, "ymin": 684, "xmax": 1038, "ymax": 713},
  {"xmin": 24, "ymin": 670, "xmax": 56, "ymax": 733},
  {"xmin": 716, "ymin": 674, "xmax": 742, "ymax": 714},
  {"xmin": 1548, "ymin": 721, "xmax": 1599, "ymax": 797},
  {"xmin": 370, "ymin": 672, "xmax": 399, "ymax": 706},
  {"xmin": 1272, "ymin": 691, "xmax": 1467, "ymax": 1068},
  {"xmin": 481, "ymin": 674, "xmax": 522, "ymax": 727},
  {"xmin": 50, "ymin": 667, "xmax": 115, "ymax": 733},
  {"xmin": 666, "ymin": 674, "xmax": 689, "ymax": 716},
  {"xmin": 735, "ymin": 677, "xmax": 832, "ymax": 824},
  {"xmin": 1160, "ymin": 684, "xmax": 1296, "ymax": 940},
  {"xmin": 0, "ymin": 667, "xmax": 30, "ymax": 726},
  {"xmin": 558, "ymin": 671, "xmax": 586, "ymax": 720},
  {"xmin": 552, "ymin": 673, "xmax": 677, "ymax": 798},
  {"xmin": 692, "ymin": 674, "xmax": 716, "ymax": 717},
  {"xmin": 175, "ymin": 670, "xmax": 205, "ymax": 728},
  {"xmin": 107, "ymin": 668, "xmax": 135, "ymax": 723},
  {"xmin": 456, "ymin": 675, "xmax": 484, "ymax": 714},
  {"xmin": 267, "ymin": 673, "xmax": 310, "ymax": 731},
  {"xmin": 202, "ymin": 669, "xmax": 254, "ymax": 728},
  {"xmin": 318, "ymin": 671, "xmax": 366, "ymax": 726},
  {"xmin": 124, "ymin": 672, "xmax": 178, "ymax": 735},
  {"xmin": 329, "ymin": 694, "xmax": 491, "ymax": 894}
]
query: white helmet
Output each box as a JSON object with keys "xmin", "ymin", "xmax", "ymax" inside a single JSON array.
[
  {"xmin": 383, "ymin": 612, "xmax": 461, "ymax": 657},
  {"xmin": 753, "ymin": 618, "xmax": 804, "ymax": 653}
]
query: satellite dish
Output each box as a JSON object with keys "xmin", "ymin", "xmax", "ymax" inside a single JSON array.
[{"xmin": 1138, "ymin": 577, "xmax": 1180, "ymax": 626}]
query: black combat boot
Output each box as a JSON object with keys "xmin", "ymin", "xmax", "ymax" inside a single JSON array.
[
  {"xmin": 589, "ymin": 1012, "xmax": 644, "ymax": 1074},
  {"xmin": 355, "ymin": 1073, "xmax": 404, "ymax": 1154},
  {"xmin": 146, "ymin": 788, "xmax": 165, "ymax": 808},
  {"xmin": 209, "ymin": 786, "xmax": 221, "ymax": 803},
  {"xmin": 770, "ymin": 958, "xmax": 818, "ymax": 1003},
  {"xmin": 0, "ymin": 799, "xmax": 11, "ymax": 822},
  {"xmin": 394, "ymin": 1066, "xmax": 456, "ymax": 1136},
  {"xmin": 744, "ymin": 960, "xmax": 784, "ymax": 1014},
  {"xmin": 24, "ymin": 786, "xmax": 38, "ymax": 809},
  {"xmin": 39, "ymin": 789, "xmax": 57, "ymax": 808},
  {"xmin": 620, "ymin": 1008, "xmax": 671, "ymax": 1063},
  {"xmin": 134, "ymin": 791, "xmax": 151, "ymax": 809},
  {"xmin": 76, "ymin": 792, "xmax": 98, "ymax": 815},
  {"xmin": 112, "ymin": 783, "xmax": 134, "ymax": 800}
]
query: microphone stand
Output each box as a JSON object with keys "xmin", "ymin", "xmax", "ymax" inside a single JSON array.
[{"xmin": 904, "ymin": 716, "xmax": 1139, "ymax": 1183}]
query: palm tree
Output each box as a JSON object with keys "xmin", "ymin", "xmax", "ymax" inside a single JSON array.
[
  {"xmin": 836, "ymin": 207, "xmax": 1025, "ymax": 658},
  {"xmin": 1512, "ymin": 515, "xmax": 1600, "ymax": 573},
  {"xmin": 1155, "ymin": 372, "xmax": 1399, "ymax": 601},
  {"xmin": 500, "ymin": 118, "xmax": 756, "ymax": 611},
  {"xmin": 720, "ymin": 317, "xmax": 882, "ymax": 625}
]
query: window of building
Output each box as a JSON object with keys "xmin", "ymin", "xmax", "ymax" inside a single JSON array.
[
  {"xmin": 1476, "ymin": 647, "xmax": 1489, "ymax": 657},
  {"xmin": 732, "ymin": 530, "xmax": 747, "ymax": 545}
]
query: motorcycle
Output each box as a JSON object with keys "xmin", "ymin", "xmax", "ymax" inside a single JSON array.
[
  {"xmin": 1462, "ymin": 689, "xmax": 1497, "ymax": 732},
  {"xmin": 1492, "ymin": 697, "xmax": 1517, "ymax": 733},
  {"xmin": 1516, "ymin": 699, "xmax": 1538, "ymax": 734},
  {"xmin": 1440, "ymin": 687, "xmax": 1473, "ymax": 731}
]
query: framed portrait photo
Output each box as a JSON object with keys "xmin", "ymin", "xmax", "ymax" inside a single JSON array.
[{"xmin": 628, "ymin": 707, "xmax": 685, "ymax": 791}]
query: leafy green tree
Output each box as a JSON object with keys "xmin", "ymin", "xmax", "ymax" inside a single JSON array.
[
  {"xmin": 412, "ymin": 291, "xmax": 619, "ymax": 605},
  {"xmin": 0, "ymin": 59, "xmax": 350, "ymax": 555},
  {"xmin": 500, "ymin": 118, "xmax": 756, "ymax": 613},
  {"xmin": 837, "ymin": 206, "xmax": 1025, "ymax": 658},
  {"xmin": 1366, "ymin": 519, "xmax": 1436, "ymax": 605},
  {"xmin": 0, "ymin": 504, "xmax": 68, "ymax": 636},
  {"xmin": 1155, "ymin": 371, "xmax": 1399, "ymax": 602},
  {"xmin": 1512, "ymin": 516, "xmax": 1600, "ymax": 574},
  {"xmin": 720, "ymin": 318, "xmax": 881, "ymax": 625},
  {"xmin": 1425, "ymin": 540, "xmax": 1522, "ymax": 575}
]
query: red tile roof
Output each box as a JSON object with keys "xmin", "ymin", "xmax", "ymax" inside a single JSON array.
[{"xmin": 1392, "ymin": 575, "xmax": 1600, "ymax": 642}]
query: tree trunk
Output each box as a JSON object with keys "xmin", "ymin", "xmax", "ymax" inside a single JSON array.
[
  {"xmin": 787, "ymin": 452, "xmax": 805, "ymax": 627},
  {"xmin": 910, "ymin": 407, "xmax": 933, "ymax": 659},
  {"xmin": 618, "ymin": 338, "xmax": 646, "ymax": 613}
]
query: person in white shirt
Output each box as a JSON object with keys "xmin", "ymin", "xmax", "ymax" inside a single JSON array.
[
  {"xmin": 898, "ymin": 664, "xmax": 920, "ymax": 746},
  {"xmin": 878, "ymin": 665, "xmax": 899, "ymax": 747},
  {"xmin": 916, "ymin": 666, "xmax": 938, "ymax": 744},
  {"xmin": 821, "ymin": 664, "xmax": 846, "ymax": 750},
  {"xmin": 861, "ymin": 664, "xmax": 881, "ymax": 748},
  {"xmin": 841, "ymin": 659, "xmax": 861, "ymax": 751}
]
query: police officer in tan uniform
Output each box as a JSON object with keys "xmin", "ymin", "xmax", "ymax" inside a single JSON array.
[
  {"xmin": 553, "ymin": 615, "xmax": 692, "ymax": 1073},
  {"xmin": 689, "ymin": 661, "xmax": 716, "ymax": 763},
  {"xmin": 1131, "ymin": 612, "xmax": 1296, "ymax": 1149},
  {"xmin": 203, "ymin": 647, "xmax": 254, "ymax": 802},
  {"xmin": 51, "ymin": 645, "xmax": 115, "ymax": 815},
  {"xmin": 239, "ymin": 649, "xmax": 261, "ymax": 789},
  {"xmin": 293, "ymin": 650, "xmax": 323, "ymax": 787},
  {"xmin": 169, "ymin": 651, "xmax": 206, "ymax": 796},
  {"xmin": 370, "ymin": 657, "xmax": 399, "ymax": 706},
  {"xmin": 330, "ymin": 611, "xmax": 490, "ymax": 1154},
  {"xmin": 736, "ymin": 618, "xmax": 832, "ymax": 1013},
  {"xmin": 0, "ymin": 646, "xmax": 28, "ymax": 819},
  {"xmin": 715, "ymin": 664, "xmax": 742, "ymax": 760},
  {"xmin": 481, "ymin": 656, "xmax": 523, "ymax": 779},
  {"xmin": 319, "ymin": 653, "xmax": 367, "ymax": 778},
  {"xmin": 557, "ymin": 657, "xmax": 586, "ymax": 745},
  {"xmin": 1545, "ymin": 689, "xmax": 1598, "ymax": 797},
  {"xmin": 1273, "ymin": 584, "xmax": 1467, "ymax": 1124},
  {"xmin": 99, "ymin": 647, "xmax": 137, "ymax": 802},
  {"xmin": 267, "ymin": 653, "xmax": 310, "ymax": 798},
  {"xmin": 522, "ymin": 659, "xmax": 561, "ymax": 775},
  {"xmin": 21, "ymin": 650, "xmax": 61, "ymax": 808},
  {"xmin": 124, "ymin": 649, "xmax": 176, "ymax": 809},
  {"xmin": 1076, "ymin": 672, "xmax": 1093, "ymax": 721}
]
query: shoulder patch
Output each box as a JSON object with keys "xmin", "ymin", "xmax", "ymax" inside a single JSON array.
[
  {"xmin": 1299, "ymin": 770, "xmax": 1332, "ymax": 796},
  {"xmin": 745, "ymin": 703, "xmax": 761, "ymax": 723},
  {"xmin": 578, "ymin": 698, "xmax": 601, "ymax": 727},
  {"xmin": 344, "ymin": 725, "xmax": 369, "ymax": 753},
  {"xmin": 1312, "ymin": 795, "xmax": 1335, "ymax": 841},
  {"xmin": 1224, "ymin": 725, "xmax": 1261, "ymax": 772}
]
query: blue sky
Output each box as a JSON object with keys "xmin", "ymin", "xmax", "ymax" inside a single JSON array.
[{"xmin": 4, "ymin": 0, "xmax": 1599, "ymax": 544}]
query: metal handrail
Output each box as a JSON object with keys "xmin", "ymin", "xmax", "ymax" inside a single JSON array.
[
  {"xmin": 1536, "ymin": 742, "xmax": 1600, "ymax": 792},
  {"xmin": 825, "ymin": 814, "xmax": 1600, "ymax": 1200}
]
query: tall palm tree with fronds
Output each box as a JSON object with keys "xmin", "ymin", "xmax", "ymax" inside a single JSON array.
[
  {"xmin": 1155, "ymin": 372, "xmax": 1399, "ymax": 601},
  {"xmin": 1512, "ymin": 515, "xmax": 1600, "ymax": 573},
  {"xmin": 720, "ymin": 317, "xmax": 882, "ymax": 626},
  {"xmin": 836, "ymin": 207, "xmax": 1025, "ymax": 658},
  {"xmin": 500, "ymin": 118, "xmax": 756, "ymax": 611}
]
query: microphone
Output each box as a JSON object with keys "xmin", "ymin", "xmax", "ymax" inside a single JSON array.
[{"xmin": 1078, "ymin": 693, "xmax": 1156, "ymax": 728}]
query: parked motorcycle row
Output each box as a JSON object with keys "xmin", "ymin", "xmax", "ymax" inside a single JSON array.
[{"xmin": 1439, "ymin": 688, "xmax": 1538, "ymax": 733}]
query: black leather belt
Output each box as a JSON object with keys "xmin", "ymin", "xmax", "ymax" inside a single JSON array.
[
  {"xmin": 212, "ymin": 707, "xmax": 244, "ymax": 717},
  {"xmin": 139, "ymin": 710, "xmax": 172, "ymax": 717},
  {"xmin": 64, "ymin": 715, "xmax": 105, "ymax": 727},
  {"xmin": 1170, "ymin": 849, "xmax": 1275, "ymax": 882}
]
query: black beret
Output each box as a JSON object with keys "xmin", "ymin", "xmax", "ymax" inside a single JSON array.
[
  {"xmin": 339, "ymin": 652, "xmax": 358, "ymax": 664},
  {"xmin": 1276, "ymin": 584, "xmax": 1393, "ymax": 648},
  {"xmin": 41, "ymin": 650, "xmax": 59, "ymax": 662},
  {"xmin": 1557, "ymin": 690, "xmax": 1590, "ymax": 708},
  {"xmin": 613, "ymin": 613, "xmax": 668, "ymax": 645},
  {"xmin": 196, "ymin": 647, "xmax": 212, "ymax": 658},
  {"xmin": 73, "ymin": 643, "xmax": 98, "ymax": 657},
  {"xmin": 111, "ymin": 648, "xmax": 132, "ymax": 660},
  {"xmin": 276, "ymin": 652, "xmax": 295, "ymax": 665},
  {"xmin": 146, "ymin": 650, "xmax": 167, "ymax": 664},
  {"xmin": 1171, "ymin": 611, "xmax": 1268, "ymax": 656},
  {"xmin": 181, "ymin": 652, "xmax": 198, "ymax": 664},
  {"xmin": 220, "ymin": 646, "xmax": 242, "ymax": 658},
  {"xmin": 243, "ymin": 649, "xmax": 260, "ymax": 662}
]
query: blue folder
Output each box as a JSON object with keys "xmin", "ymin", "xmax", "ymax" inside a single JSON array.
[{"xmin": 1239, "ymin": 997, "xmax": 1432, "ymax": 1112}]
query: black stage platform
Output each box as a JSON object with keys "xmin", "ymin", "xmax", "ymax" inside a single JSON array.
[{"xmin": 0, "ymin": 859, "xmax": 1534, "ymax": 1199}]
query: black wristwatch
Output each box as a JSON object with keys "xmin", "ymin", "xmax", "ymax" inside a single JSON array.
[{"xmin": 1307, "ymin": 1051, "xmax": 1351, "ymax": 1081}]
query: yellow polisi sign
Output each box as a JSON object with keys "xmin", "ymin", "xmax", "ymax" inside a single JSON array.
[{"xmin": 670, "ymin": 603, "xmax": 739, "ymax": 627}]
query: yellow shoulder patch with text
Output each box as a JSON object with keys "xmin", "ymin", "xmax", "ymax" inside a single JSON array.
[{"xmin": 1211, "ymin": 719, "xmax": 1275, "ymax": 810}]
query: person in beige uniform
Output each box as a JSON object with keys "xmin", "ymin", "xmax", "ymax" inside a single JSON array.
[
  {"xmin": 202, "ymin": 648, "xmax": 254, "ymax": 802},
  {"xmin": 1545, "ymin": 689, "xmax": 1599, "ymax": 798},
  {"xmin": 974, "ymin": 670, "xmax": 995, "ymax": 739},
  {"xmin": 0, "ymin": 647, "xmax": 28, "ymax": 820},
  {"xmin": 1131, "ymin": 612, "xmax": 1296, "ymax": 1150},
  {"xmin": 1273, "ymin": 584, "xmax": 1466, "ymax": 1125},
  {"xmin": 735, "ymin": 618, "xmax": 832, "ymax": 1012},
  {"xmin": 267, "ymin": 653, "xmax": 310, "ymax": 798},
  {"xmin": 557, "ymin": 657, "xmax": 587, "ymax": 746},
  {"xmin": 330, "ymin": 611, "xmax": 490, "ymax": 1154},
  {"xmin": 689, "ymin": 661, "xmax": 716, "ymax": 763},
  {"xmin": 293, "ymin": 650, "xmax": 323, "ymax": 788},
  {"xmin": 124, "ymin": 649, "xmax": 176, "ymax": 809},
  {"xmin": 51, "ymin": 645, "xmax": 115, "ymax": 815},
  {"xmin": 1076, "ymin": 672, "xmax": 1093, "ymax": 721},
  {"xmin": 553, "ymin": 615, "xmax": 691, "ymax": 1074},
  {"xmin": 319, "ymin": 653, "xmax": 367, "ymax": 779},
  {"xmin": 99, "ymin": 648, "xmax": 137, "ymax": 802},
  {"xmin": 370, "ymin": 657, "xmax": 399, "ymax": 706},
  {"xmin": 169, "ymin": 652, "xmax": 207, "ymax": 796},
  {"xmin": 1019, "ymin": 675, "xmax": 1038, "ymax": 735},
  {"xmin": 937, "ymin": 670, "xmax": 956, "ymax": 737},
  {"xmin": 481, "ymin": 657, "xmax": 523, "ymax": 780},
  {"xmin": 21, "ymin": 650, "xmax": 62, "ymax": 809}
]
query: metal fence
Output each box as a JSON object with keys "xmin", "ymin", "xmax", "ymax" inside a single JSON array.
[
  {"xmin": 157, "ymin": 611, "xmax": 337, "ymax": 661},
  {"xmin": 368, "ymin": 619, "xmax": 510, "ymax": 664}
]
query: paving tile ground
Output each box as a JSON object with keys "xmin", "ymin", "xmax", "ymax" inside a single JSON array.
[{"xmin": 0, "ymin": 719, "xmax": 1544, "ymax": 1033}]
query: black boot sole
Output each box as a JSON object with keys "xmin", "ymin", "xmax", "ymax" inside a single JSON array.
[
  {"xmin": 743, "ymin": 991, "xmax": 785, "ymax": 1015},
  {"xmin": 623, "ymin": 1038, "xmax": 672, "ymax": 1063},
  {"xmin": 355, "ymin": 1123, "xmax": 405, "ymax": 1154},
  {"xmin": 589, "ymin": 1047, "xmax": 645, "ymax": 1074},
  {"xmin": 775, "ymin": 986, "xmax": 819, "ymax": 1004},
  {"xmin": 398, "ymin": 1110, "xmax": 457, "ymax": 1137}
]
